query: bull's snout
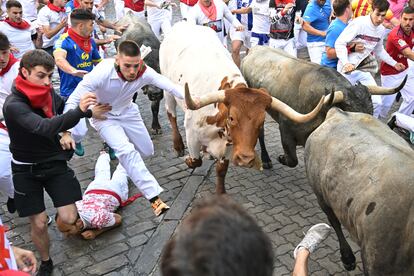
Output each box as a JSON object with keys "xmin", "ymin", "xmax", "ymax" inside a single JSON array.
[{"xmin": 233, "ymin": 152, "xmax": 255, "ymax": 168}]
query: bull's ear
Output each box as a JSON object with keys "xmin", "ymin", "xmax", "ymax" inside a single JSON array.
[
  {"xmin": 219, "ymin": 77, "xmax": 232, "ymax": 90},
  {"xmin": 206, "ymin": 103, "xmax": 228, "ymax": 128}
]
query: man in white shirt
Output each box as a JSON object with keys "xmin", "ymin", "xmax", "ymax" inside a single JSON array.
[
  {"xmin": 0, "ymin": 0, "xmax": 42, "ymax": 59},
  {"xmin": 335, "ymin": 0, "xmax": 405, "ymax": 118},
  {"xmin": 250, "ymin": 0, "xmax": 271, "ymax": 46},
  {"xmin": 37, "ymin": 0, "xmax": 68, "ymax": 56},
  {"xmin": 19, "ymin": 0, "xmax": 38, "ymax": 22},
  {"xmin": 230, "ymin": 0, "xmax": 253, "ymax": 67},
  {"xmin": 188, "ymin": 0, "xmax": 244, "ymax": 42},
  {"xmin": 0, "ymin": 32, "xmax": 19, "ymax": 214},
  {"xmin": 64, "ymin": 40, "xmax": 184, "ymax": 216},
  {"xmin": 145, "ymin": 0, "xmax": 175, "ymax": 40}
]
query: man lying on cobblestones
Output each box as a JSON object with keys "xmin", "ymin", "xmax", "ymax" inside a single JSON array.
[
  {"xmin": 64, "ymin": 40, "xmax": 184, "ymax": 216},
  {"xmin": 2, "ymin": 49, "xmax": 110, "ymax": 276},
  {"xmin": 56, "ymin": 150, "xmax": 141, "ymax": 240}
]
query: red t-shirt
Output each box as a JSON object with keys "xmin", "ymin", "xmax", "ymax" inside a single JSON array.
[
  {"xmin": 124, "ymin": 0, "xmax": 145, "ymax": 12},
  {"xmin": 381, "ymin": 26, "xmax": 414, "ymax": 75}
]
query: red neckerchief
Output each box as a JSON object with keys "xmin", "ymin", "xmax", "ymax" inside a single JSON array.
[
  {"xmin": 74, "ymin": 0, "xmax": 80, "ymax": 7},
  {"xmin": 67, "ymin": 28, "xmax": 92, "ymax": 53},
  {"xmin": 124, "ymin": 0, "xmax": 145, "ymax": 12},
  {"xmin": 47, "ymin": 2, "xmax": 65, "ymax": 12},
  {"xmin": 116, "ymin": 59, "xmax": 147, "ymax": 81},
  {"xmin": 199, "ymin": 0, "xmax": 217, "ymax": 21},
  {"xmin": 3, "ymin": 17, "xmax": 30, "ymax": 30},
  {"xmin": 14, "ymin": 74, "xmax": 53, "ymax": 118},
  {"xmin": 0, "ymin": 54, "xmax": 18, "ymax": 77}
]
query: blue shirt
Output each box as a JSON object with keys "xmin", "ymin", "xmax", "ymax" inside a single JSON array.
[
  {"xmin": 321, "ymin": 18, "xmax": 347, "ymax": 68},
  {"xmin": 303, "ymin": 0, "xmax": 331, "ymax": 43},
  {"xmin": 54, "ymin": 33, "xmax": 101, "ymax": 97}
]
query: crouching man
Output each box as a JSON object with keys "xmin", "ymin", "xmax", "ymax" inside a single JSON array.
[{"xmin": 56, "ymin": 150, "xmax": 139, "ymax": 239}]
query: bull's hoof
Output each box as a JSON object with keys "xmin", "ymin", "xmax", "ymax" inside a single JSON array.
[
  {"xmin": 277, "ymin": 155, "xmax": 298, "ymax": 168},
  {"xmin": 151, "ymin": 128, "xmax": 162, "ymax": 135},
  {"xmin": 341, "ymin": 253, "xmax": 356, "ymax": 271},
  {"xmin": 262, "ymin": 161, "xmax": 273, "ymax": 169},
  {"xmin": 185, "ymin": 157, "xmax": 202, "ymax": 169}
]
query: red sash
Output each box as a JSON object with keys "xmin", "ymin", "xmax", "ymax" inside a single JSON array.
[
  {"xmin": 124, "ymin": 0, "xmax": 145, "ymax": 12},
  {"xmin": 85, "ymin": 189, "xmax": 142, "ymax": 207},
  {"xmin": 47, "ymin": 2, "xmax": 65, "ymax": 12}
]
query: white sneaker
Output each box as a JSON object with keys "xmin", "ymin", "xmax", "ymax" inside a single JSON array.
[{"xmin": 293, "ymin": 223, "xmax": 331, "ymax": 259}]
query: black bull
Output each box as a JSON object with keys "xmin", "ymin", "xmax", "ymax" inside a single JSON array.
[
  {"xmin": 116, "ymin": 13, "xmax": 163, "ymax": 134},
  {"xmin": 241, "ymin": 46, "xmax": 406, "ymax": 169}
]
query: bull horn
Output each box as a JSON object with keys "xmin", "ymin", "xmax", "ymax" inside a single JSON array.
[
  {"xmin": 269, "ymin": 96, "xmax": 325, "ymax": 123},
  {"xmin": 366, "ymin": 75, "xmax": 407, "ymax": 95},
  {"xmin": 185, "ymin": 83, "xmax": 225, "ymax": 110},
  {"xmin": 323, "ymin": 90, "xmax": 344, "ymax": 105}
]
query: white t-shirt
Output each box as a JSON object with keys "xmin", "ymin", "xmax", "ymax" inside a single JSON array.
[
  {"xmin": 188, "ymin": 0, "xmax": 242, "ymax": 41},
  {"xmin": 37, "ymin": 6, "xmax": 67, "ymax": 48},
  {"xmin": 147, "ymin": 0, "xmax": 172, "ymax": 22},
  {"xmin": 250, "ymin": 0, "xmax": 270, "ymax": 34},
  {"xmin": 18, "ymin": 0, "xmax": 38, "ymax": 21},
  {"xmin": 0, "ymin": 217, "xmax": 18, "ymax": 271},
  {"xmin": 0, "ymin": 21, "xmax": 36, "ymax": 59},
  {"xmin": 0, "ymin": 61, "xmax": 19, "ymax": 119}
]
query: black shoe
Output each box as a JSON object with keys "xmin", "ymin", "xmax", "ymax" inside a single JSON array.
[
  {"xmin": 7, "ymin": 197, "xmax": 16, "ymax": 214},
  {"xmin": 387, "ymin": 115, "xmax": 397, "ymax": 130},
  {"xmin": 37, "ymin": 259, "xmax": 53, "ymax": 276}
]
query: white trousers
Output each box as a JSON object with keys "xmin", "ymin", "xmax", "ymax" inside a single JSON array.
[
  {"xmin": 379, "ymin": 71, "xmax": 414, "ymax": 119},
  {"xmin": 86, "ymin": 153, "xmax": 129, "ymax": 201},
  {"xmin": 307, "ymin": 41, "xmax": 325, "ymax": 64},
  {"xmin": 124, "ymin": 8, "xmax": 146, "ymax": 20},
  {"xmin": 92, "ymin": 104, "xmax": 163, "ymax": 200},
  {"xmin": 114, "ymin": 0, "xmax": 125, "ymax": 20},
  {"xmin": 343, "ymin": 70, "xmax": 383, "ymax": 118},
  {"xmin": 71, "ymin": 118, "xmax": 88, "ymax": 144},
  {"xmin": 269, "ymin": 37, "xmax": 297, "ymax": 57},
  {"xmin": 0, "ymin": 129, "xmax": 14, "ymax": 198},
  {"xmin": 148, "ymin": 17, "xmax": 172, "ymax": 39},
  {"xmin": 395, "ymin": 112, "xmax": 414, "ymax": 132}
]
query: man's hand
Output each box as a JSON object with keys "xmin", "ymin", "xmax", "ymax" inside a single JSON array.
[
  {"xmin": 354, "ymin": 43, "xmax": 365, "ymax": 52},
  {"xmin": 235, "ymin": 25, "xmax": 245, "ymax": 31},
  {"xmin": 12, "ymin": 246, "xmax": 37, "ymax": 274},
  {"xmin": 394, "ymin": 62, "xmax": 406, "ymax": 71},
  {"xmin": 10, "ymin": 46, "xmax": 19, "ymax": 54},
  {"xmin": 59, "ymin": 17, "xmax": 68, "ymax": 28},
  {"xmin": 283, "ymin": 2, "xmax": 294, "ymax": 13},
  {"xmin": 60, "ymin": 131, "xmax": 75, "ymax": 150},
  {"xmin": 92, "ymin": 103, "xmax": 112, "ymax": 120},
  {"xmin": 79, "ymin": 92, "xmax": 98, "ymax": 112},
  {"xmin": 342, "ymin": 63, "xmax": 355, "ymax": 74},
  {"xmin": 71, "ymin": 69, "xmax": 89, "ymax": 78},
  {"xmin": 115, "ymin": 24, "xmax": 128, "ymax": 33}
]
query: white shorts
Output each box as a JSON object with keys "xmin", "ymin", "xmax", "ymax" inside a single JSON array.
[{"xmin": 230, "ymin": 28, "xmax": 251, "ymax": 49}]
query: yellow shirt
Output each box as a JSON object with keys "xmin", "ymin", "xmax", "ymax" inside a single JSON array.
[{"xmin": 351, "ymin": 0, "xmax": 393, "ymax": 20}]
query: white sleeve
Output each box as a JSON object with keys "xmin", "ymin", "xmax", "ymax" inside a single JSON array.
[
  {"xmin": 335, "ymin": 20, "xmax": 360, "ymax": 65},
  {"xmin": 223, "ymin": 2, "xmax": 242, "ymax": 27},
  {"xmin": 186, "ymin": 7, "xmax": 198, "ymax": 24},
  {"xmin": 374, "ymin": 38, "xmax": 397, "ymax": 66},
  {"xmin": 63, "ymin": 70, "xmax": 101, "ymax": 113},
  {"xmin": 145, "ymin": 67, "xmax": 184, "ymax": 99}
]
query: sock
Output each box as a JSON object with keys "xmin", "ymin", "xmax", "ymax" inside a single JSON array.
[{"xmin": 149, "ymin": 196, "xmax": 159, "ymax": 203}]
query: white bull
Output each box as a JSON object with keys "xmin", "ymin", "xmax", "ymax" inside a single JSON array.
[{"xmin": 160, "ymin": 22, "xmax": 324, "ymax": 193}]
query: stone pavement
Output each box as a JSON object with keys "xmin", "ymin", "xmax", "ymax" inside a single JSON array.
[{"xmin": 4, "ymin": 1, "xmax": 411, "ymax": 275}]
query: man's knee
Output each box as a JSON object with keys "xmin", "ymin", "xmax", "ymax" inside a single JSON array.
[
  {"xmin": 57, "ymin": 209, "xmax": 78, "ymax": 225},
  {"xmin": 30, "ymin": 214, "xmax": 48, "ymax": 233}
]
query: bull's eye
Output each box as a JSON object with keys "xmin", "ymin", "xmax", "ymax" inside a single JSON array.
[{"xmin": 229, "ymin": 116, "xmax": 234, "ymax": 122}]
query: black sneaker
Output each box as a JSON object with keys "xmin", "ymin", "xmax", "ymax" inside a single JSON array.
[
  {"xmin": 37, "ymin": 259, "xmax": 53, "ymax": 276},
  {"xmin": 7, "ymin": 197, "xmax": 16, "ymax": 214},
  {"xmin": 387, "ymin": 115, "xmax": 397, "ymax": 130}
]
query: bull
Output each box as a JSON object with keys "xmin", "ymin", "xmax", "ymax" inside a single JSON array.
[
  {"xmin": 241, "ymin": 46, "xmax": 406, "ymax": 169},
  {"xmin": 116, "ymin": 12, "xmax": 163, "ymax": 134},
  {"xmin": 305, "ymin": 108, "xmax": 414, "ymax": 275},
  {"xmin": 160, "ymin": 22, "xmax": 325, "ymax": 193}
]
